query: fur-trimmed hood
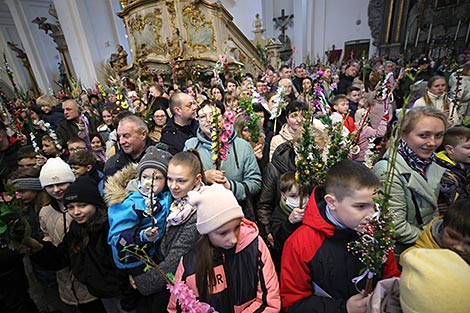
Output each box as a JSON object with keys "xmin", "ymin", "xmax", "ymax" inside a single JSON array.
[{"xmin": 103, "ymin": 164, "xmax": 139, "ymax": 206}]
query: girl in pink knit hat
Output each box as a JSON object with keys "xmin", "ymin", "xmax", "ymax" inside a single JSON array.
[{"xmin": 167, "ymin": 183, "xmax": 281, "ymax": 313}]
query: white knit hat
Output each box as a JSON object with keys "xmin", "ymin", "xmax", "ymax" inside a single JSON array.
[
  {"xmin": 39, "ymin": 157, "xmax": 75, "ymax": 188},
  {"xmin": 401, "ymin": 248, "xmax": 470, "ymax": 313},
  {"xmin": 188, "ymin": 184, "xmax": 244, "ymax": 235}
]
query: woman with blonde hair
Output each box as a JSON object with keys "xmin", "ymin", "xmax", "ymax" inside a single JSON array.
[
  {"xmin": 414, "ymin": 76, "xmax": 457, "ymax": 124},
  {"xmin": 36, "ymin": 95, "xmax": 64, "ymax": 130},
  {"xmin": 374, "ymin": 106, "xmax": 448, "ymax": 255}
]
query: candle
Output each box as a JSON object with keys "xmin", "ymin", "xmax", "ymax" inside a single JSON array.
[
  {"xmin": 404, "ymin": 29, "xmax": 409, "ymax": 51},
  {"xmin": 427, "ymin": 24, "xmax": 432, "ymax": 44},
  {"xmin": 466, "ymin": 22, "xmax": 470, "ymax": 44},
  {"xmin": 454, "ymin": 20, "xmax": 461, "ymax": 41},
  {"xmin": 415, "ymin": 27, "xmax": 420, "ymax": 47}
]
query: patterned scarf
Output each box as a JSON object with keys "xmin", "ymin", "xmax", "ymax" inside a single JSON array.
[
  {"xmin": 166, "ymin": 196, "xmax": 196, "ymax": 226},
  {"xmin": 398, "ymin": 140, "xmax": 434, "ymax": 180}
]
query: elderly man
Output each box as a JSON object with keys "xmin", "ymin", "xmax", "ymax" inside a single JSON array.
[
  {"xmin": 160, "ymin": 92, "xmax": 198, "ymax": 155},
  {"xmin": 55, "ymin": 99, "xmax": 100, "ymax": 147},
  {"xmin": 104, "ymin": 115, "xmax": 150, "ymax": 176}
]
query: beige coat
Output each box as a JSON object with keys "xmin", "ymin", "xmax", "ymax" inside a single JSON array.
[{"xmin": 38, "ymin": 204, "xmax": 97, "ymax": 305}]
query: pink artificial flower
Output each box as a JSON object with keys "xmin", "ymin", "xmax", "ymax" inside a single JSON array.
[
  {"xmin": 220, "ymin": 133, "xmax": 230, "ymax": 144},
  {"xmin": 220, "ymin": 148, "xmax": 227, "ymax": 161},
  {"xmin": 317, "ymin": 70, "xmax": 324, "ymax": 76},
  {"xmin": 167, "ymin": 280, "xmax": 219, "ymax": 313},
  {"xmin": 330, "ymin": 82, "xmax": 337, "ymax": 90},
  {"xmin": 224, "ymin": 109, "xmax": 235, "ymax": 123},
  {"xmin": 222, "ymin": 121, "xmax": 232, "ymax": 131}
]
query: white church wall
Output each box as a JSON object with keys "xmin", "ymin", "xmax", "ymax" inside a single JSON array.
[
  {"xmin": 217, "ymin": 0, "xmax": 263, "ymax": 41},
  {"xmin": 318, "ymin": 0, "xmax": 376, "ymax": 62},
  {"xmin": 226, "ymin": 0, "xmax": 377, "ymax": 67}
]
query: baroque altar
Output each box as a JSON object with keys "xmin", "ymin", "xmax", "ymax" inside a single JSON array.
[{"xmin": 117, "ymin": 0, "xmax": 263, "ymax": 81}]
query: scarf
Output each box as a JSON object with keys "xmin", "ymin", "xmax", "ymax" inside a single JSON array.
[
  {"xmin": 279, "ymin": 198, "xmax": 293, "ymax": 217},
  {"xmin": 398, "ymin": 140, "xmax": 434, "ymax": 179},
  {"xmin": 166, "ymin": 196, "xmax": 196, "ymax": 226},
  {"xmin": 92, "ymin": 147, "xmax": 106, "ymax": 162}
]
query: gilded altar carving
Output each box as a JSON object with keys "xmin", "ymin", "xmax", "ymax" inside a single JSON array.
[
  {"xmin": 116, "ymin": 0, "xmax": 262, "ymax": 78},
  {"xmin": 166, "ymin": 28, "xmax": 184, "ymax": 59},
  {"xmin": 127, "ymin": 9, "xmax": 165, "ymax": 56},
  {"xmin": 165, "ymin": 0, "xmax": 177, "ymax": 29},
  {"xmin": 182, "ymin": 4, "xmax": 216, "ymax": 53}
]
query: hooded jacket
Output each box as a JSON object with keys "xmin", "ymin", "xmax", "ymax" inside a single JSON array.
[
  {"xmin": 400, "ymin": 217, "xmax": 442, "ymax": 266},
  {"xmin": 280, "ymin": 187, "xmax": 400, "ymax": 312},
  {"xmin": 37, "ymin": 201, "xmax": 97, "ymax": 305},
  {"xmin": 167, "ymin": 218, "xmax": 281, "ymax": 313},
  {"xmin": 435, "ymin": 151, "xmax": 470, "ymax": 212},
  {"xmin": 105, "ymin": 164, "xmax": 172, "ymax": 272},
  {"xmin": 373, "ymin": 153, "xmax": 445, "ymax": 248},
  {"xmin": 184, "ymin": 126, "xmax": 261, "ymax": 202}
]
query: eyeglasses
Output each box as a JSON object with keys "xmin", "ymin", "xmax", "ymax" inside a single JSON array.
[
  {"xmin": 69, "ymin": 147, "xmax": 86, "ymax": 152},
  {"xmin": 197, "ymin": 113, "xmax": 213, "ymax": 121}
]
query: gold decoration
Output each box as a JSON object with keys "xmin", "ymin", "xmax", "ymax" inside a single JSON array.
[
  {"xmin": 127, "ymin": 9, "xmax": 165, "ymax": 55},
  {"xmin": 182, "ymin": 4, "xmax": 216, "ymax": 53}
]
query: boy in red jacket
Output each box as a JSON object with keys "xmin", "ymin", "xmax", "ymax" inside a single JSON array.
[{"xmin": 280, "ymin": 160, "xmax": 400, "ymax": 313}]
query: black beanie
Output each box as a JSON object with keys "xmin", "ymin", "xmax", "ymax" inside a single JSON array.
[{"xmin": 64, "ymin": 176, "xmax": 104, "ymax": 208}]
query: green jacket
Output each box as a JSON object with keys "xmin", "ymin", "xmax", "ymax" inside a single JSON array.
[
  {"xmin": 184, "ymin": 127, "xmax": 262, "ymax": 201},
  {"xmin": 373, "ymin": 153, "xmax": 445, "ymax": 246}
]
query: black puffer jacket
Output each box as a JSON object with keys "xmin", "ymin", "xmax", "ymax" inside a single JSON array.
[
  {"xmin": 32, "ymin": 213, "xmax": 138, "ymax": 310},
  {"xmin": 256, "ymin": 141, "xmax": 296, "ymax": 237}
]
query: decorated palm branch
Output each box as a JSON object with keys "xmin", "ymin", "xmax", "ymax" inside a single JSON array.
[
  {"xmin": 238, "ymin": 92, "xmax": 262, "ymax": 144},
  {"xmin": 210, "ymin": 106, "xmax": 235, "ymax": 170},
  {"xmin": 347, "ymin": 99, "xmax": 409, "ymax": 295},
  {"xmin": 295, "ymin": 81, "xmax": 352, "ymax": 209}
]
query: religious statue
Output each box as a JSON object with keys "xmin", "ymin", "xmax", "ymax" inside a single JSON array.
[
  {"xmin": 110, "ymin": 45, "xmax": 128, "ymax": 70},
  {"xmin": 273, "ymin": 9, "xmax": 293, "ymax": 61},
  {"xmin": 31, "ymin": 17, "xmax": 61, "ymax": 35},
  {"xmin": 167, "ymin": 28, "xmax": 184, "ymax": 60},
  {"xmin": 7, "ymin": 42, "xmax": 28, "ymax": 64}
]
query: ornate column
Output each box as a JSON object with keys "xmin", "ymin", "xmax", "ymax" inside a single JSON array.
[
  {"xmin": 292, "ymin": 0, "xmax": 307, "ymax": 65},
  {"xmin": 51, "ymin": 0, "xmax": 98, "ymax": 88},
  {"xmin": 5, "ymin": 0, "xmax": 52, "ymax": 93},
  {"xmin": 7, "ymin": 42, "xmax": 40, "ymax": 96},
  {"xmin": 51, "ymin": 0, "xmax": 127, "ymax": 87}
]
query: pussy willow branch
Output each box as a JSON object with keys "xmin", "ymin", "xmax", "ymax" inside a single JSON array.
[{"xmin": 122, "ymin": 245, "xmax": 173, "ymax": 285}]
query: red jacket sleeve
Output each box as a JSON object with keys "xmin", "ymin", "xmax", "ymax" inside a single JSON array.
[
  {"xmin": 280, "ymin": 227, "xmax": 319, "ymax": 310},
  {"xmin": 382, "ymin": 249, "xmax": 401, "ymax": 279}
]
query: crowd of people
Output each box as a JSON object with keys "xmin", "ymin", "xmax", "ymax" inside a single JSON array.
[{"xmin": 0, "ymin": 55, "xmax": 469, "ymax": 313}]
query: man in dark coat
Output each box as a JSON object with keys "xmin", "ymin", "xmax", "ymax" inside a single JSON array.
[{"xmin": 160, "ymin": 92, "xmax": 198, "ymax": 155}]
